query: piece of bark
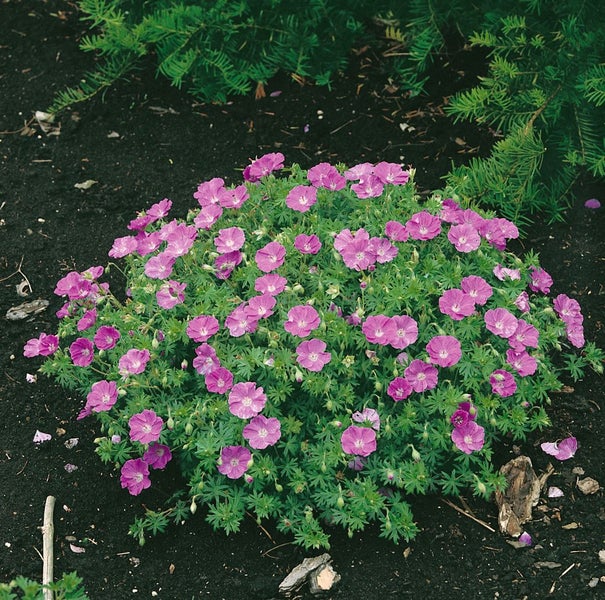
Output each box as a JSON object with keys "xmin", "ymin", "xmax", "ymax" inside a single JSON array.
[
  {"xmin": 279, "ymin": 553, "xmax": 335, "ymax": 596},
  {"xmin": 309, "ymin": 564, "xmax": 341, "ymax": 595}
]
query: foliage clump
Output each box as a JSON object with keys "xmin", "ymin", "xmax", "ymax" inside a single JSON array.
[{"xmin": 26, "ymin": 155, "xmax": 603, "ymax": 548}]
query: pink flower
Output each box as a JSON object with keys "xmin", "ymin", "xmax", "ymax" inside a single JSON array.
[
  {"xmin": 193, "ymin": 343, "xmax": 220, "ymax": 374},
  {"xmin": 384, "ymin": 220, "xmax": 409, "ymax": 242},
  {"xmin": 461, "ymin": 275, "xmax": 493, "ymax": 306},
  {"xmin": 284, "ymin": 305, "xmax": 321, "ymax": 337},
  {"xmin": 228, "ymin": 381, "xmax": 267, "ymax": 418},
  {"xmin": 509, "ymin": 319, "xmax": 539, "ymax": 351},
  {"xmin": 164, "ymin": 224, "xmax": 197, "ymax": 257},
  {"xmin": 120, "ymin": 458, "xmax": 151, "ymax": 495},
  {"xmin": 362, "ymin": 315, "xmax": 396, "ymax": 346},
  {"xmin": 255, "ymin": 241, "xmax": 286, "ymax": 272},
  {"xmin": 205, "ymin": 367, "xmax": 233, "ymax": 394},
  {"xmin": 484, "ymin": 308, "xmax": 518, "ymax": 339},
  {"xmin": 214, "ymin": 227, "xmax": 245, "ymax": 253},
  {"xmin": 77, "ymin": 309, "xmax": 97, "ymax": 333},
  {"xmin": 24, "ymin": 333, "xmax": 59, "ymax": 358},
  {"xmin": 370, "ymin": 237, "xmax": 398, "ymax": 263},
  {"xmin": 187, "ymin": 315, "xmax": 220, "ymax": 343},
  {"xmin": 109, "ymin": 235, "xmax": 138, "ymax": 258},
  {"xmin": 514, "ymin": 291, "xmax": 531, "ymax": 313},
  {"xmin": 389, "ymin": 315, "xmax": 418, "ymax": 349},
  {"xmin": 440, "ymin": 198, "xmax": 463, "ymax": 223},
  {"xmin": 245, "ymin": 294, "xmax": 276, "ymax": 320},
  {"xmin": 243, "ymin": 152, "xmax": 284, "ymax": 182},
  {"xmin": 242, "ymin": 415, "xmax": 281, "ymax": 449},
  {"xmin": 529, "ymin": 266, "xmax": 553, "ymax": 294},
  {"xmin": 451, "ymin": 421, "xmax": 485, "ymax": 454},
  {"xmin": 450, "ymin": 402, "xmax": 477, "ymax": 428},
  {"xmin": 220, "ymin": 184, "xmax": 249, "ymax": 209},
  {"xmin": 294, "ymin": 233, "xmax": 322, "ymax": 254},
  {"xmin": 339, "ymin": 236, "xmax": 377, "ymax": 271},
  {"xmin": 69, "ymin": 338, "xmax": 95, "ymax": 367},
  {"xmin": 333, "ymin": 228, "xmax": 357, "ymax": 252},
  {"xmin": 85, "ymin": 380, "xmax": 118, "ymax": 412},
  {"xmin": 584, "ymin": 198, "xmax": 601, "ymax": 209},
  {"xmin": 285, "ymin": 185, "xmax": 317, "ymax": 212},
  {"xmin": 426, "ymin": 335, "xmax": 462, "ymax": 367},
  {"xmin": 194, "ymin": 177, "xmax": 230, "ymax": 207},
  {"xmin": 351, "ymin": 175, "xmax": 384, "ymax": 198},
  {"xmin": 493, "ymin": 264, "xmax": 520, "ymax": 281},
  {"xmin": 254, "ymin": 274, "xmax": 287, "ymax": 295},
  {"xmin": 194, "ymin": 204, "xmax": 223, "ymax": 229},
  {"xmin": 295, "ymin": 338, "xmax": 331, "ymax": 372},
  {"xmin": 479, "ymin": 218, "xmax": 518, "ymax": 250},
  {"xmin": 344, "ymin": 162, "xmax": 374, "ymax": 181},
  {"xmin": 387, "ymin": 377, "xmax": 413, "ymax": 401},
  {"xmin": 352, "ymin": 408, "xmax": 380, "ymax": 430},
  {"xmin": 54, "ymin": 271, "xmax": 92, "ymax": 300},
  {"xmin": 147, "ymin": 198, "xmax": 172, "ymax": 220},
  {"xmin": 506, "ymin": 349, "xmax": 538, "ymax": 376},
  {"xmin": 404, "ymin": 360, "xmax": 438, "ymax": 392},
  {"xmin": 129, "ymin": 409, "xmax": 163, "ymax": 444},
  {"xmin": 565, "ymin": 323, "xmax": 585, "ymax": 348},
  {"xmin": 553, "ymin": 294, "xmax": 583, "ymax": 325},
  {"xmin": 225, "ymin": 304, "xmax": 259, "ymax": 337},
  {"xmin": 490, "ymin": 369, "xmax": 517, "ymax": 397},
  {"xmin": 93, "ymin": 325, "xmax": 120, "ymax": 350},
  {"xmin": 307, "ymin": 162, "xmax": 346, "ymax": 190},
  {"xmin": 143, "ymin": 443, "xmax": 172, "ymax": 470},
  {"xmin": 217, "ymin": 445, "xmax": 252, "ymax": 479},
  {"xmin": 447, "ymin": 223, "xmax": 481, "ymax": 252},
  {"xmin": 119, "ymin": 348, "xmax": 151, "ymax": 375},
  {"xmin": 156, "ymin": 280, "xmax": 186, "ymax": 309},
  {"xmin": 405, "ymin": 211, "xmax": 441, "ymax": 240},
  {"xmin": 540, "ymin": 436, "xmax": 577, "ymax": 460},
  {"xmin": 373, "ymin": 161, "xmax": 409, "ymax": 185},
  {"xmin": 340, "ymin": 425, "xmax": 377, "ymax": 457},
  {"xmin": 144, "ymin": 252, "xmax": 175, "ymax": 280},
  {"xmin": 438, "ymin": 289, "xmax": 475, "ymax": 320},
  {"xmin": 136, "ymin": 231, "xmax": 163, "ymax": 256}
]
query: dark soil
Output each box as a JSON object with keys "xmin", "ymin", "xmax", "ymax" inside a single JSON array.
[{"xmin": 1, "ymin": 2, "xmax": 604, "ymax": 599}]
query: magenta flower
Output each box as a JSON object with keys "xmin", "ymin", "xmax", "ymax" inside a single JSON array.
[
  {"xmin": 146, "ymin": 197, "xmax": 172, "ymax": 220},
  {"xmin": 489, "ymin": 369, "xmax": 517, "ymax": 397},
  {"xmin": 254, "ymin": 274, "xmax": 287, "ymax": 295},
  {"xmin": 351, "ymin": 175, "xmax": 384, "ymax": 199},
  {"xmin": 285, "ymin": 184, "xmax": 317, "ymax": 212},
  {"xmin": 214, "ymin": 227, "xmax": 245, "ymax": 254},
  {"xmin": 479, "ymin": 218, "xmax": 518, "ymax": 250},
  {"xmin": 120, "ymin": 458, "xmax": 151, "ymax": 495},
  {"xmin": 144, "ymin": 252, "xmax": 175, "ymax": 280},
  {"xmin": 584, "ymin": 198, "xmax": 601, "ymax": 209},
  {"xmin": 143, "ymin": 443, "xmax": 172, "ymax": 470},
  {"xmin": 514, "ymin": 291, "xmax": 531, "ymax": 313},
  {"xmin": 426, "ymin": 335, "xmax": 462, "ymax": 367},
  {"xmin": 220, "ymin": 184, "xmax": 249, "ymax": 209},
  {"xmin": 362, "ymin": 315, "xmax": 396, "ymax": 346},
  {"xmin": 193, "ymin": 343, "xmax": 220, "ymax": 374},
  {"xmin": 373, "ymin": 161, "xmax": 409, "ymax": 185},
  {"xmin": 284, "ymin": 305, "xmax": 321, "ymax": 337},
  {"xmin": 54, "ymin": 271, "xmax": 92, "ymax": 300},
  {"xmin": 553, "ymin": 294, "xmax": 583, "ymax": 324},
  {"xmin": 193, "ymin": 177, "xmax": 229, "ymax": 207},
  {"xmin": 136, "ymin": 231, "xmax": 163, "ymax": 256},
  {"xmin": 370, "ymin": 237, "xmax": 398, "ymax": 263},
  {"xmin": 69, "ymin": 338, "xmax": 95, "ymax": 367},
  {"xmin": 439, "ymin": 198, "xmax": 463, "ymax": 223},
  {"xmin": 340, "ymin": 425, "xmax": 377, "ymax": 457},
  {"xmin": 461, "ymin": 275, "xmax": 493, "ymax": 306},
  {"xmin": 205, "ymin": 366, "xmax": 234, "ymax": 394},
  {"xmin": 405, "ymin": 211, "xmax": 442, "ymax": 240},
  {"xmin": 307, "ymin": 162, "xmax": 346, "ymax": 190},
  {"xmin": 295, "ymin": 338, "xmax": 331, "ymax": 372},
  {"xmin": 109, "ymin": 235, "xmax": 138, "ymax": 258},
  {"xmin": 85, "ymin": 380, "xmax": 118, "ymax": 413},
  {"xmin": 450, "ymin": 402, "xmax": 477, "ymax": 428},
  {"xmin": 540, "ymin": 436, "xmax": 577, "ymax": 460},
  {"xmin": 451, "ymin": 421, "xmax": 485, "ymax": 454},
  {"xmin": 438, "ymin": 289, "xmax": 475, "ymax": 320},
  {"xmin": 339, "ymin": 237, "xmax": 377, "ymax": 271},
  {"xmin": 334, "ymin": 228, "xmax": 357, "ymax": 252},
  {"xmin": 255, "ymin": 241, "xmax": 286, "ymax": 272},
  {"xmin": 217, "ymin": 445, "xmax": 252, "ymax": 479},
  {"xmin": 242, "ymin": 415, "xmax": 282, "ymax": 449},
  {"xmin": 187, "ymin": 315, "xmax": 220, "ymax": 343},
  {"xmin": 228, "ymin": 381, "xmax": 267, "ymax": 418},
  {"xmin": 118, "ymin": 348, "xmax": 151, "ymax": 375},
  {"xmin": 225, "ymin": 304, "xmax": 259, "ymax": 337},
  {"xmin": 518, "ymin": 532, "xmax": 533, "ymax": 547},
  {"xmin": 404, "ymin": 360, "xmax": 438, "ymax": 392},
  {"xmin": 387, "ymin": 377, "xmax": 413, "ymax": 402},
  {"xmin": 352, "ymin": 408, "xmax": 380, "ymax": 430},
  {"xmin": 194, "ymin": 204, "xmax": 223, "ymax": 229},
  {"xmin": 493, "ymin": 264, "xmax": 521, "ymax": 281},
  {"xmin": 129, "ymin": 409, "xmax": 163, "ymax": 444},
  {"xmin": 384, "ymin": 220, "xmax": 409, "ymax": 242},
  {"xmin": 565, "ymin": 323, "xmax": 585, "ymax": 348},
  {"xmin": 156, "ymin": 280, "xmax": 186, "ymax": 309},
  {"xmin": 294, "ymin": 233, "xmax": 322, "ymax": 254},
  {"xmin": 447, "ymin": 223, "xmax": 481, "ymax": 252},
  {"xmin": 77, "ymin": 309, "xmax": 97, "ymax": 332},
  {"xmin": 506, "ymin": 349, "xmax": 538, "ymax": 377},
  {"xmin": 24, "ymin": 333, "xmax": 59, "ymax": 358},
  {"xmin": 389, "ymin": 315, "xmax": 418, "ymax": 349},
  {"xmin": 213, "ymin": 250, "xmax": 243, "ymax": 280},
  {"xmin": 484, "ymin": 308, "xmax": 518, "ymax": 339},
  {"xmin": 164, "ymin": 224, "xmax": 197, "ymax": 257},
  {"xmin": 93, "ymin": 325, "xmax": 120, "ymax": 350},
  {"xmin": 529, "ymin": 266, "xmax": 553, "ymax": 294},
  {"xmin": 243, "ymin": 152, "xmax": 284, "ymax": 182},
  {"xmin": 509, "ymin": 319, "xmax": 539, "ymax": 351},
  {"xmin": 344, "ymin": 162, "xmax": 374, "ymax": 181},
  {"xmin": 245, "ymin": 294, "xmax": 276, "ymax": 320}
]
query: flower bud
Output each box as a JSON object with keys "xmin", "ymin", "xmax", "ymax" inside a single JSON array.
[
  {"xmin": 151, "ymin": 337, "xmax": 160, "ymax": 349},
  {"xmin": 325, "ymin": 399, "xmax": 334, "ymax": 411},
  {"xmin": 476, "ymin": 480, "xmax": 487, "ymax": 495},
  {"xmin": 374, "ymin": 380, "xmax": 383, "ymax": 392},
  {"xmin": 185, "ymin": 422, "xmax": 193, "ymax": 435},
  {"xmin": 336, "ymin": 496, "xmax": 345, "ymax": 509},
  {"xmin": 166, "ymin": 416, "xmax": 175, "ymax": 430},
  {"xmin": 275, "ymin": 482, "xmax": 283, "ymax": 493},
  {"xmin": 190, "ymin": 499, "xmax": 197, "ymax": 514},
  {"xmin": 409, "ymin": 445, "xmax": 421, "ymax": 462}
]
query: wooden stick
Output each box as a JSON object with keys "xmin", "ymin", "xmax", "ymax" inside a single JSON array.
[
  {"xmin": 441, "ymin": 497, "xmax": 496, "ymax": 533},
  {"xmin": 42, "ymin": 495, "xmax": 56, "ymax": 600}
]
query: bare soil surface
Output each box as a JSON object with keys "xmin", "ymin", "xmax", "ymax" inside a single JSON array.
[{"xmin": 1, "ymin": 2, "xmax": 604, "ymax": 599}]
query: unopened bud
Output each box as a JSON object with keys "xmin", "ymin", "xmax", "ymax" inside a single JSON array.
[
  {"xmin": 190, "ymin": 499, "xmax": 197, "ymax": 514},
  {"xmin": 185, "ymin": 422, "xmax": 193, "ymax": 435}
]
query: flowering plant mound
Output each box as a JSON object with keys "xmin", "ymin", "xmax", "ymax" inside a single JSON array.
[{"xmin": 28, "ymin": 154, "xmax": 603, "ymax": 548}]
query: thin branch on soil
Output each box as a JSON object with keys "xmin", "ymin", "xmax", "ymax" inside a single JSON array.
[
  {"xmin": 261, "ymin": 541, "xmax": 295, "ymax": 558},
  {"xmin": 42, "ymin": 495, "xmax": 56, "ymax": 600},
  {"xmin": 0, "ymin": 256, "xmax": 32, "ymax": 295},
  {"xmin": 441, "ymin": 498, "xmax": 496, "ymax": 533}
]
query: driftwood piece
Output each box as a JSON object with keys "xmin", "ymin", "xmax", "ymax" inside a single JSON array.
[
  {"xmin": 42, "ymin": 495, "xmax": 56, "ymax": 600},
  {"xmin": 279, "ymin": 553, "xmax": 339, "ymax": 596}
]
